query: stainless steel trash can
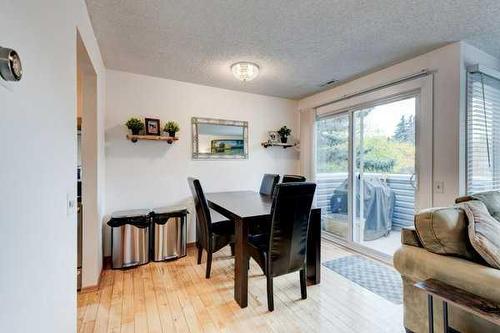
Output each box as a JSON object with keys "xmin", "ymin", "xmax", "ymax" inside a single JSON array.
[
  {"xmin": 107, "ymin": 209, "xmax": 151, "ymax": 269},
  {"xmin": 151, "ymin": 206, "xmax": 188, "ymax": 261}
]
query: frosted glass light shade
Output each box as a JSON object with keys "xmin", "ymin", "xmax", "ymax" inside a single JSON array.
[{"xmin": 231, "ymin": 62, "xmax": 259, "ymax": 82}]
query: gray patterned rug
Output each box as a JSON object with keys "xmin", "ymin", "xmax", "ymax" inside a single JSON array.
[{"xmin": 322, "ymin": 255, "xmax": 403, "ymax": 304}]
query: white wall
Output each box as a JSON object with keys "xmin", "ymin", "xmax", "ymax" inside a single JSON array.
[
  {"xmin": 104, "ymin": 70, "xmax": 299, "ymax": 254},
  {"xmin": 0, "ymin": 1, "xmax": 105, "ymax": 332},
  {"xmin": 299, "ymin": 43, "xmax": 463, "ymax": 207}
]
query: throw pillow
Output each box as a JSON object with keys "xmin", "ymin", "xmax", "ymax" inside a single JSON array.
[
  {"xmin": 471, "ymin": 191, "xmax": 500, "ymax": 222},
  {"xmin": 460, "ymin": 200, "xmax": 500, "ymax": 269}
]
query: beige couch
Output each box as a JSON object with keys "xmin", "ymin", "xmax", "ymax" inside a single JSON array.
[{"xmin": 394, "ymin": 224, "xmax": 500, "ymax": 332}]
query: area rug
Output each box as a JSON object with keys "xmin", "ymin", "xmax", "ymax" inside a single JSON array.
[{"xmin": 322, "ymin": 255, "xmax": 403, "ymax": 304}]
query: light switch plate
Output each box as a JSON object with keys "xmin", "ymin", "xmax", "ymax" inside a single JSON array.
[
  {"xmin": 67, "ymin": 193, "xmax": 76, "ymax": 216},
  {"xmin": 434, "ymin": 181, "xmax": 445, "ymax": 193}
]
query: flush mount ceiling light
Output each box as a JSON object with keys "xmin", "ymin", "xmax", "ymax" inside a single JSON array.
[
  {"xmin": 0, "ymin": 46, "xmax": 23, "ymax": 81},
  {"xmin": 231, "ymin": 62, "xmax": 259, "ymax": 82}
]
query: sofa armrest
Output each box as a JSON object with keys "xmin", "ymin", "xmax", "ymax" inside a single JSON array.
[
  {"xmin": 401, "ymin": 226, "xmax": 422, "ymax": 248},
  {"xmin": 394, "ymin": 245, "xmax": 500, "ymax": 332},
  {"xmin": 394, "ymin": 245, "xmax": 500, "ymax": 303}
]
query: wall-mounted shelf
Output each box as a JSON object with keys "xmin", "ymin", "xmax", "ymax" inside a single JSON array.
[
  {"xmin": 126, "ymin": 134, "xmax": 179, "ymax": 144},
  {"xmin": 261, "ymin": 142, "xmax": 297, "ymax": 149}
]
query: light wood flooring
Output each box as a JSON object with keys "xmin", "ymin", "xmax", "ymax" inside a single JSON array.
[{"xmin": 78, "ymin": 240, "xmax": 404, "ymax": 333}]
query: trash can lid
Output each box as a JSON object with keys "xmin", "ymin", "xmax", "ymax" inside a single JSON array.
[
  {"xmin": 107, "ymin": 208, "xmax": 152, "ymax": 228},
  {"xmin": 151, "ymin": 205, "xmax": 189, "ymax": 221},
  {"xmin": 110, "ymin": 208, "xmax": 152, "ymax": 218}
]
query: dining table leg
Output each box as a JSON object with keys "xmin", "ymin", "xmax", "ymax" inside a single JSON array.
[{"xmin": 234, "ymin": 217, "xmax": 249, "ymax": 308}]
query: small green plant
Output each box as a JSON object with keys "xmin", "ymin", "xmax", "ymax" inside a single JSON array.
[
  {"xmin": 164, "ymin": 121, "xmax": 180, "ymax": 136},
  {"xmin": 277, "ymin": 126, "xmax": 291, "ymax": 138},
  {"xmin": 125, "ymin": 117, "xmax": 144, "ymax": 135},
  {"xmin": 278, "ymin": 125, "xmax": 292, "ymax": 143}
]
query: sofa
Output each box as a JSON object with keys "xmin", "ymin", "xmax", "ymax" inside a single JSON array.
[{"xmin": 394, "ymin": 193, "xmax": 500, "ymax": 333}]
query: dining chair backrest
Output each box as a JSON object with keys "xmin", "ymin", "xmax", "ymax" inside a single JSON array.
[
  {"xmin": 282, "ymin": 175, "xmax": 306, "ymax": 183},
  {"xmin": 268, "ymin": 182, "xmax": 316, "ymax": 276},
  {"xmin": 259, "ymin": 174, "xmax": 280, "ymax": 196},
  {"xmin": 187, "ymin": 177, "xmax": 212, "ymax": 248}
]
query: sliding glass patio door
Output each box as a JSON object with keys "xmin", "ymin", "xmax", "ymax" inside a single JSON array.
[
  {"xmin": 315, "ymin": 77, "xmax": 433, "ymax": 259},
  {"xmin": 352, "ymin": 98, "xmax": 416, "ymax": 256}
]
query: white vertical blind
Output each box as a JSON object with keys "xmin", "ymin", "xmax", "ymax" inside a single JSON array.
[{"xmin": 467, "ymin": 71, "xmax": 500, "ymax": 193}]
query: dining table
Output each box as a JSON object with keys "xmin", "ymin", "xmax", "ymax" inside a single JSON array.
[{"xmin": 206, "ymin": 190, "xmax": 322, "ymax": 308}]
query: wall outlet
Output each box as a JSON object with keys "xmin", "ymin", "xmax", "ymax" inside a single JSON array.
[{"xmin": 434, "ymin": 181, "xmax": 445, "ymax": 193}]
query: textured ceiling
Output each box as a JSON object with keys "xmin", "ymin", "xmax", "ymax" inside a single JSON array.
[{"xmin": 86, "ymin": 0, "xmax": 500, "ymax": 99}]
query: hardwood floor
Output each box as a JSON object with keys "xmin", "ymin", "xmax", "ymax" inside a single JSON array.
[{"xmin": 78, "ymin": 240, "xmax": 404, "ymax": 333}]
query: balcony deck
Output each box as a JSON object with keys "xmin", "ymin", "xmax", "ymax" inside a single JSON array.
[{"xmin": 316, "ymin": 172, "xmax": 414, "ymax": 256}]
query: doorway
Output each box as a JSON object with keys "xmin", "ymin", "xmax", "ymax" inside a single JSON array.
[
  {"xmin": 315, "ymin": 77, "xmax": 433, "ymax": 260},
  {"xmin": 351, "ymin": 97, "xmax": 416, "ymax": 255},
  {"xmin": 77, "ymin": 31, "xmax": 99, "ymax": 289}
]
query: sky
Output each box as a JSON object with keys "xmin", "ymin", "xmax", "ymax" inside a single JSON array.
[{"xmin": 360, "ymin": 97, "xmax": 416, "ymax": 137}]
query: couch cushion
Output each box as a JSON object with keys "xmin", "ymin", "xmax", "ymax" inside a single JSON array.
[
  {"xmin": 460, "ymin": 200, "xmax": 500, "ymax": 269},
  {"xmin": 414, "ymin": 207, "xmax": 477, "ymax": 260}
]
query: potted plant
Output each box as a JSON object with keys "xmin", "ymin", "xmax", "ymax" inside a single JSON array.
[
  {"xmin": 277, "ymin": 125, "xmax": 291, "ymax": 143},
  {"xmin": 125, "ymin": 117, "xmax": 145, "ymax": 135},
  {"xmin": 164, "ymin": 121, "xmax": 180, "ymax": 137}
]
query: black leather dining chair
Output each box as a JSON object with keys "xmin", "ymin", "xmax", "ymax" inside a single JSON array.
[
  {"xmin": 187, "ymin": 177, "xmax": 235, "ymax": 278},
  {"xmin": 248, "ymin": 182, "xmax": 316, "ymax": 311},
  {"xmin": 282, "ymin": 174, "xmax": 306, "ymax": 183},
  {"xmin": 259, "ymin": 174, "xmax": 280, "ymax": 196}
]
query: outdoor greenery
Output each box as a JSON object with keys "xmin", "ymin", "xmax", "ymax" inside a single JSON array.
[
  {"xmin": 317, "ymin": 112, "xmax": 415, "ymax": 174},
  {"xmin": 316, "ymin": 116, "xmax": 349, "ymax": 172},
  {"xmin": 393, "ymin": 115, "xmax": 415, "ymax": 144}
]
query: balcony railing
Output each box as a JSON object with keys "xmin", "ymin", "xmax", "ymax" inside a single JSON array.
[{"xmin": 316, "ymin": 172, "xmax": 415, "ymax": 230}]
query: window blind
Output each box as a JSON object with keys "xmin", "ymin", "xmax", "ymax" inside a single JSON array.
[{"xmin": 467, "ymin": 71, "xmax": 500, "ymax": 193}]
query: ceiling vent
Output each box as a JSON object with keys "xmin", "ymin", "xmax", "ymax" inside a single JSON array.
[{"xmin": 318, "ymin": 79, "xmax": 337, "ymax": 87}]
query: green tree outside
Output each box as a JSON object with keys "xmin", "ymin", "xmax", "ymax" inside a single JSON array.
[{"xmin": 317, "ymin": 113, "xmax": 415, "ymax": 174}]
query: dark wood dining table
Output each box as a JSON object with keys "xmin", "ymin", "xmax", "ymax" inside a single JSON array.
[{"xmin": 206, "ymin": 190, "xmax": 321, "ymax": 308}]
